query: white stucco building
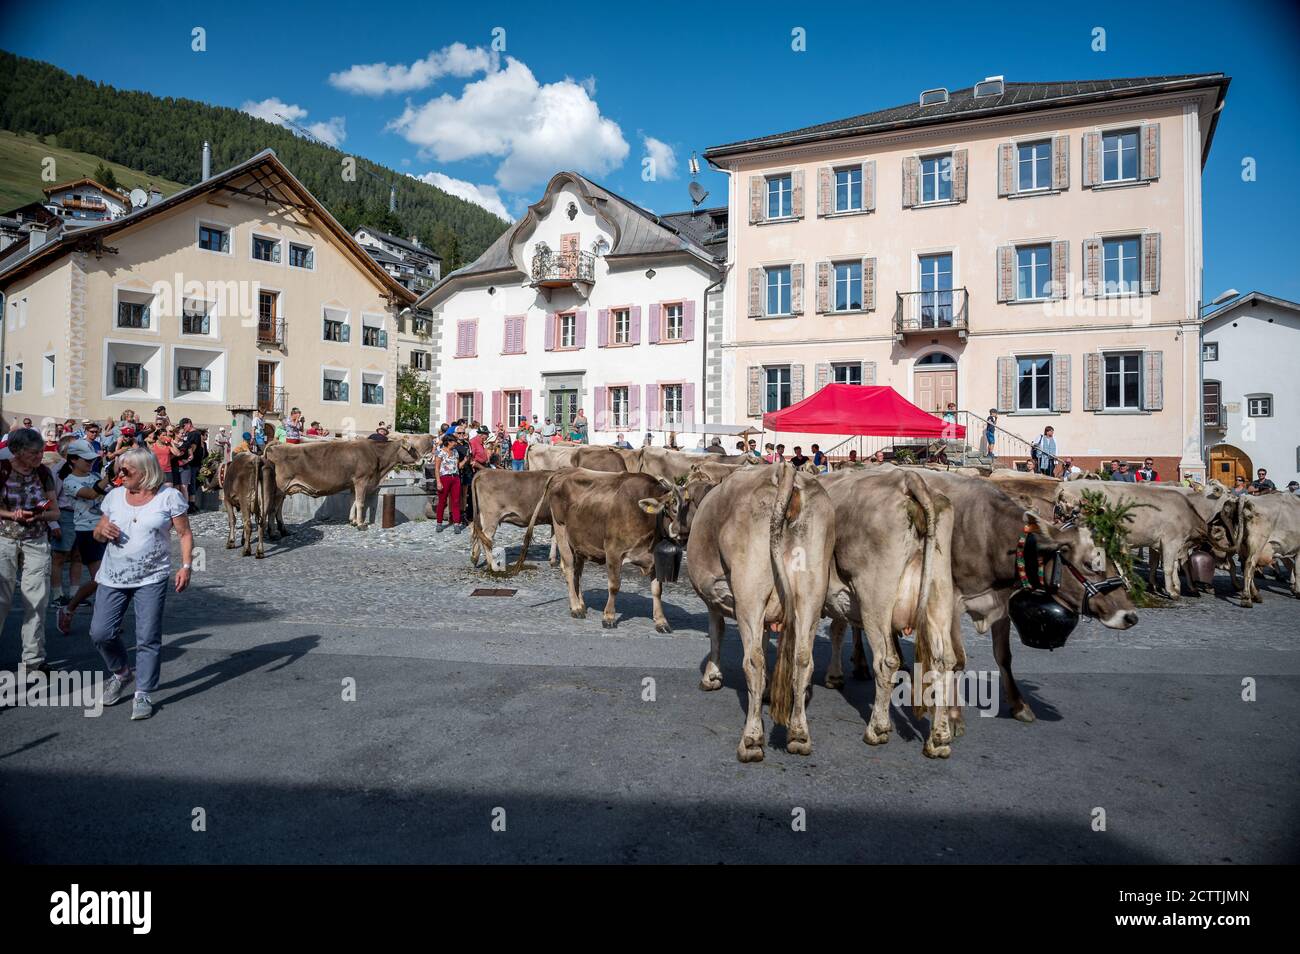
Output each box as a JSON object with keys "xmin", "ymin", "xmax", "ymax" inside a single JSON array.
[
  {"xmin": 1200, "ymin": 291, "xmax": 1300, "ymax": 486},
  {"xmin": 417, "ymin": 172, "xmax": 727, "ymax": 442}
]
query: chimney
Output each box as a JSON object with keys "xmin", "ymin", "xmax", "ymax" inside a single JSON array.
[
  {"xmin": 28, "ymin": 223, "xmax": 48, "ymax": 252},
  {"xmin": 410, "ymin": 234, "xmax": 420, "ymax": 248},
  {"xmin": 202, "ymin": 140, "xmax": 212, "ymax": 180}
]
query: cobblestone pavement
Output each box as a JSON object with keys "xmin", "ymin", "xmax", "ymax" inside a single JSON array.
[{"xmin": 2, "ymin": 506, "xmax": 1298, "ymax": 863}]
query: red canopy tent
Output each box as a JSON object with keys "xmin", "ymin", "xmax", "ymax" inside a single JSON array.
[{"xmin": 761, "ymin": 384, "xmax": 965, "ymax": 439}]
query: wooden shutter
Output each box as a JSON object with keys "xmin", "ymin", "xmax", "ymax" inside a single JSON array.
[
  {"xmin": 683, "ymin": 383, "xmax": 696, "ymax": 430},
  {"xmin": 817, "ymin": 167, "xmax": 831, "ymax": 216},
  {"xmin": 141, "ymin": 306, "xmax": 150, "ymax": 329},
  {"xmin": 467, "ymin": 319, "xmax": 478, "ymax": 356},
  {"xmin": 340, "ymin": 320, "xmax": 350, "ymax": 343},
  {"xmin": 790, "ymin": 364, "xmax": 805, "ymax": 404},
  {"xmin": 682, "ymin": 300, "xmax": 695, "ymax": 341},
  {"xmin": 815, "ymin": 262, "xmax": 831, "ymax": 313},
  {"xmin": 648, "ymin": 303, "xmax": 661, "ymax": 343},
  {"xmin": 861, "ymin": 361, "xmax": 876, "ymax": 385},
  {"xmin": 544, "ymin": 314, "xmax": 556, "ymax": 351},
  {"xmin": 902, "ymin": 157, "xmax": 919, "ymax": 208},
  {"xmin": 597, "ymin": 308, "xmax": 609, "ymax": 347},
  {"xmin": 996, "ymin": 245, "xmax": 1015, "ymax": 302},
  {"xmin": 997, "ymin": 142, "xmax": 1016, "ymax": 196},
  {"xmin": 491, "ymin": 390, "xmax": 502, "ymax": 425},
  {"xmin": 473, "ymin": 391, "xmax": 484, "ymax": 422},
  {"xmin": 575, "ymin": 310, "xmax": 588, "ymax": 348},
  {"xmin": 445, "ymin": 393, "xmax": 455, "ymax": 423},
  {"xmin": 1084, "ymin": 353, "xmax": 1102, "ymax": 410},
  {"xmin": 594, "ymin": 386, "xmax": 607, "ymax": 430},
  {"xmin": 1051, "ymin": 240, "xmax": 1069, "ymax": 299},
  {"xmin": 644, "ymin": 384, "xmax": 658, "ymax": 430},
  {"xmin": 862, "ymin": 257, "xmax": 876, "ymax": 312},
  {"xmin": 952, "ymin": 149, "xmax": 968, "ymax": 202},
  {"xmin": 199, "ymin": 369, "xmax": 211, "ymax": 392},
  {"xmin": 791, "ymin": 170, "xmax": 805, "ymax": 218},
  {"xmin": 814, "ymin": 362, "xmax": 831, "ymax": 391},
  {"xmin": 748, "ymin": 268, "xmax": 764, "ymax": 317},
  {"xmin": 790, "ymin": 263, "xmax": 804, "ymax": 314},
  {"xmin": 626, "ymin": 385, "xmax": 639, "ymax": 428},
  {"xmin": 1052, "ymin": 134, "xmax": 1070, "ymax": 191},
  {"xmin": 996, "ymin": 356, "xmax": 1015, "ymax": 412},
  {"xmin": 1082, "ymin": 131, "xmax": 1101, "ymax": 188},
  {"xmin": 1051, "ymin": 354, "xmax": 1071, "ymax": 412},
  {"xmin": 1143, "ymin": 351, "xmax": 1164, "ymax": 410},
  {"xmin": 1083, "ymin": 239, "xmax": 1102, "ymax": 298},
  {"xmin": 456, "ymin": 320, "xmax": 468, "ymax": 357},
  {"xmin": 340, "ymin": 381, "xmax": 349, "ymax": 402},
  {"xmin": 749, "ymin": 176, "xmax": 765, "ymax": 224},
  {"xmin": 862, "ymin": 160, "xmax": 876, "ymax": 212},
  {"xmin": 1140, "ymin": 123, "xmax": 1161, "ymax": 181},
  {"xmin": 1141, "ymin": 233, "xmax": 1161, "ymax": 294},
  {"xmin": 747, "ymin": 366, "xmax": 762, "ymax": 416}
]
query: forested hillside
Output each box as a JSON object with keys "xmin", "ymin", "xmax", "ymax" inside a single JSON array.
[{"xmin": 0, "ymin": 50, "xmax": 509, "ymax": 269}]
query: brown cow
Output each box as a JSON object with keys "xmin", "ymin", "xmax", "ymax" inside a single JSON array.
[
  {"xmin": 199, "ymin": 452, "xmax": 273, "ymax": 558},
  {"xmin": 468, "ymin": 468, "xmax": 557, "ymax": 571},
  {"xmin": 631, "ymin": 446, "xmax": 751, "ymax": 482},
  {"xmin": 524, "ymin": 443, "xmax": 627, "ymax": 473},
  {"xmin": 1219, "ymin": 492, "xmax": 1300, "ymax": 606},
  {"xmin": 686, "ymin": 463, "xmax": 837, "ymax": 762}
]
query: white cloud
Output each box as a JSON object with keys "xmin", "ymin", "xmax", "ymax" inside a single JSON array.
[
  {"xmin": 388, "ymin": 57, "xmax": 629, "ymax": 192},
  {"xmin": 410, "ymin": 172, "xmax": 510, "ymax": 220},
  {"xmin": 642, "ymin": 136, "xmax": 678, "ymax": 180},
  {"xmin": 330, "ymin": 43, "xmax": 494, "ymax": 96},
  {"xmin": 241, "ymin": 97, "xmax": 346, "ymax": 146}
]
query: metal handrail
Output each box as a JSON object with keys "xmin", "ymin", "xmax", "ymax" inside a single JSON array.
[
  {"xmin": 257, "ymin": 315, "xmax": 287, "ymax": 346},
  {"xmin": 256, "ymin": 385, "xmax": 286, "ymax": 416},
  {"xmin": 824, "ymin": 408, "xmax": 1067, "ymax": 471},
  {"xmin": 894, "ymin": 287, "xmax": 969, "ymax": 336},
  {"xmin": 531, "ymin": 248, "xmax": 596, "ymax": 284}
]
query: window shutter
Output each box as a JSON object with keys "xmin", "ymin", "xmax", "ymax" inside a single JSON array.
[
  {"xmin": 467, "ymin": 320, "xmax": 478, "ymax": 356},
  {"xmin": 790, "ymin": 364, "xmax": 805, "ymax": 404},
  {"xmin": 996, "ymin": 245, "xmax": 1015, "ymax": 303},
  {"xmin": 521, "ymin": 389, "xmax": 532, "ymax": 421},
  {"xmin": 1140, "ymin": 123, "xmax": 1161, "ymax": 181},
  {"xmin": 862, "ymin": 257, "xmax": 876, "ymax": 312},
  {"xmin": 817, "ymin": 167, "xmax": 831, "ymax": 216},
  {"xmin": 221, "ymin": 231, "xmax": 230, "ymax": 253},
  {"xmin": 446, "ymin": 393, "xmax": 455, "ymax": 422},
  {"xmin": 630, "ymin": 305, "xmax": 642, "ymax": 344},
  {"xmin": 644, "ymin": 384, "xmax": 658, "ymax": 430},
  {"xmin": 997, "ymin": 142, "xmax": 1016, "ymax": 196},
  {"xmin": 380, "ymin": 330, "xmax": 389, "ymax": 349},
  {"xmin": 503, "ymin": 317, "xmax": 513, "ymax": 353},
  {"xmin": 1084, "ymin": 353, "xmax": 1102, "ymax": 411},
  {"xmin": 141, "ymin": 305, "xmax": 150, "ymax": 329},
  {"xmin": 682, "ymin": 300, "xmax": 695, "ymax": 341},
  {"xmin": 1141, "ymin": 233, "xmax": 1161, "ymax": 294},
  {"xmin": 1050, "ymin": 354, "xmax": 1071, "ymax": 412},
  {"xmin": 748, "ymin": 268, "xmax": 764, "ymax": 317},
  {"xmin": 747, "ymin": 366, "xmax": 762, "ymax": 416},
  {"xmin": 862, "ymin": 160, "xmax": 876, "ymax": 212},
  {"xmin": 597, "ymin": 308, "xmax": 609, "ymax": 347},
  {"xmin": 952, "ymin": 149, "xmax": 968, "ymax": 202},
  {"xmin": 861, "ymin": 361, "xmax": 876, "ymax": 385},
  {"xmin": 492, "ymin": 390, "xmax": 502, "ymax": 425},
  {"xmin": 902, "ymin": 157, "xmax": 919, "ymax": 208},
  {"xmin": 626, "ymin": 384, "xmax": 639, "ymax": 428},
  {"xmin": 683, "ymin": 383, "xmax": 696, "ymax": 430},
  {"xmin": 272, "ymin": 242, "xmax": 281, "ymax": 263},
  {"xmin": 1082, "ymin": 131, "xmax": 1101, "ymax": 188},
  {"xmin": 1052, "ymin": 134, "xmax": 1070, "ymax": 191},
  {"xmin": 791, "ymin": 170, "xmax": 804, "ymax": 218},
  {"xmin": 815, "ymin": 262, "xmax": 830, "ymax": 314},
  {"xmin": 200, "ymin": 369, "xmax": 211, "ymax": 392},
  {"xmin": 340, "ymin": 381, "xmax": 349, "ymax": 403},
  {"xmin": 648, "ymin": 303, "xmax": 661, "ymax": 343},
  {"xmin": 594, "ymin": 386, "xmax": 606, "ymax": 430},
  {"xmin": 473, "ymin": 391, "xmax": 483, "ymax": 422},
  {"xmin": 202, "ymin": 313, "xmax": 210, "ymax": 334},
  {"xmin": 1143, "ymin": 351, "xmax": 1164, "ymax": 411},
  {"xmin": 1083, "ymin": 239, "xmax": 1102, "ymax": 298},
  {"xmin": 749, "ymin": 176, "xmax": 765, "ymax": 224},
  {"xmin": 377, "ymin": 385, "xmax": 385, "ymax": 404},
  {"xmin": 996, "ymin": 356, "xmax": 1015, "ymax": 413},
  {"xmin": 322, "ymin": 317, "xmax": 329, "ymax": 339},
  {"xmin": 1051, "ymin": 240, "xmax": 1069, "ymax": 299},
  {"xmin": 790, "ymin": 263, "xmax": 804, "ymax": 314},
  {"xmin": 305, "ymin": 248, "xmax": 314, "ymax": 269},
  {"xmin": 575, "ymin": 310, "xmax": 587, "ymax": 348},
  {"xmin": 815, "ymin": 362, "xmax": 831, "ymax": 391},
  {"xmin": 340, "ymin": 321, "xmax": 350, "ymax": 342},
  {"xmin": 544, "ymin": 314, "xmax": 556, "ymax": 351}
]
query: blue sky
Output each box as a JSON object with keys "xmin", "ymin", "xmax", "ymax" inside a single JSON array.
[{"xmin": 2, "ymin": 0, "xmax": 1297, "ymax": 300}]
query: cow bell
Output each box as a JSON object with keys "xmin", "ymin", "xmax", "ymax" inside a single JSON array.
[
  {"xmin": 653, "ymin": 538, "xmax": 683, "ymax": 583},
  {"xmin": 1187, "ymin": 549, "xmax": 1216, "ymax": 587},
  {"xmin": 1009, "ymin": 591, "xmax": 1079, "ymax": 651}
]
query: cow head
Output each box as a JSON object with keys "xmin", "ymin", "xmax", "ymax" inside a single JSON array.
[
  {"xmin": 637, "ymin": 477, "xmax": 691, "ymax": 543},
  {"xmin": 395, "ymin": 437, "xmax": 428, "ymax": 467},
  {"xmin": 1027, "ymin": 510, "xmax": 1138, "ymax": 630}
]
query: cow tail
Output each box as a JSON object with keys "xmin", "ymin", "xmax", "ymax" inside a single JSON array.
[
  {"xmin": 768, "ymin": 462, "xmax": 799, "ymax": 727},
  {"xmin": 514, "ymin": 473, "xmax": 558, "ymax": 573},
  {"xmin": 903, "ymin": 471, "xmax": 941, "ymax": 721}
]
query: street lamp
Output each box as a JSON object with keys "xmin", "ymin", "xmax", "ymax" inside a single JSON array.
[{"xmin": 1197, "ymin": 288, "xmax": 1240, "ymax": 480}]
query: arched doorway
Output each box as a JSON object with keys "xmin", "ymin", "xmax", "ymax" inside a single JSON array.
[
  {"xmin": 913, "ymin": 351, "xmax": 957, "ymax": 412},
  {"xmin": 1209, "ymin": 444, "xmax": 1253, "ymax": 485}
]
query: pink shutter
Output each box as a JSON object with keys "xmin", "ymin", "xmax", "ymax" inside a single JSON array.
[
  {"xmin": 594, "ymin": 386, "xmax": 607, "ymax": 431},
  {"xmin": 575, "ymin": 309, "xmax": 587, "ymax": 348},
  {"xmin": 445, "ymin": 393, "xmax": 455, "ymax": 423},
  {"xmin": 544, "ymin": 314, "xmax": 555, "ymax": 351},
  {"xmin": 630, "ymin": 305, "xmax": 642, "ymax": 344},
  {"xmin": 597, "ymin": 308, "xmax": 609, "ymax": 347},
  {"xmin": 627, "ymin": 385, "xmax": 640, "ymax": 428},
  {"xmin": 644, "ymin": 384, "xmax": 657, "ymax": 429},
  {"xmin": 648, "ymin": 304, "xmax": 661, "ymax": 344},
  {"xmin": 683, "ymin": 382, "xmax": 696, "ymax": 430},
  {"xmin": 521, "ymin": 389, "xmax": 532, "ymax": 421},
  {"xmin": 467, "ymin": 320, "xmax": 478, "ymax": 356},
  {"xmin": 682, "ymin": 301, "xmax": 695, "ymax": 341},
  {"xmin": 491, "ymin": 390, "xmax": 502, "ymax": 426},
  {"xmin": 455, "ymin": 321, "xmax": 467, "ymax": 357},
  {"xmin": 472, "ymin": 391, "xmax": 483, "ymax": 423}
]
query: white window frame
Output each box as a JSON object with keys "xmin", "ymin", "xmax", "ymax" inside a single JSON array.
[
  {"xmin": 612, "ymin": 308, "xmax": 631, "ymax": 345},
  {"xmin": 101, "ymin": 338, "xmax": 163, "ymax": 402},
  {"xmin": 321, "ymin": 365, "xmax": 351, "ymax": 405},
  {"xmin": 610, "ymin": 386, "xmax": 629, "ymax": 428},
  {"xmin": 505, "ymin": 390, "xmax": 524, "ymax": 427},
  {"xmin": 1246, "ymin": 394, "xmax": 1273, "ymax": 418},
  {"xmin": 558, "ymin": 312, "xmax": 577, "ymax": 349},
  {"xmin": 196, "ymin": 219, "xmax": 233, "ymax": 257},
  {"xmin": 169, "ymin": 344, "xmax": 227, "ymax": 404},
  {"xmin": 1016, "ymin": 354, "xmax": 1053, "ymax": 412},
  {"xmin": 457, "ymin": 392, "xmax": 475, "ymax": 421},
  {"xmin": 766, "ymin": 174, "xmax": 793, "ymax": 219},
  {"xmin": 919, "ymin": 153, "xmax": 953, "ymax": 204},
  {"xmin": 323, "ymin": 306, "xmax": 350, "ymax": 344},
  {"xmin": 833, "ymin": 261, "xmax": 863, "ymax": 312},
  {"xmin": 1102, "ymin": 351, "xmax": 1142, "ymax": 411},
  {"xmin": 1202, "ymin": 341, "xmax": 1219, "ymax": 362},
  {"xmin": 180, "ymin": 295, "xmax": 218, "ymax": 338},
  {"xmin": 360, "ymin": 372, "xmax": 386, "ymax": 406},
  {"xmin": 41, "ymin": 351, "xmax": 56, "ymax": 395},
  {"xmin": 1017, "ymin": 139, "xmax": 1053, "ymax": 192},
  {"xmin": 10, "ymin": 361, "xmax": 22, "ymax": 393},
  {"xmin": 113, "ymin": 283, "xmax": 161, "ymax": 336},
  {"xmin": 765, "ymin": 365, "xmax": 792, "ymax": 412},
  {"xmin": 360, "ymin": 313, "xmax": 387, "ymax": 350},
  {"xmin": 662, "ymin": 302, "xmax": 684, "ymax": 341},
  {"xmin": 765, "ymin": 266, "xmax": 792, "ymax": 317},
  {"xmin": 833, "ymin": 165, "xmax": 862, "ymax": 213},
  {"xmin": 661, "ymin": 383, "xmax": 683, "ymax": 427},
  {"xmin": 250, "ymin": 231, "xmax": 283, "ymax": 266},
  {"xmin": 1102, "ymin": 236, "xmax": 1141, "ymax": 296},
  {"xmin": 1016, "ymin": 244, "xmax": 1053, "ymax": 302},
  {"xmin": 832, "ymin": 362, "xmax": 862, "ymax": 385},
  {"xmin": 1101, "ymin": 128, "xmax": 1140, "ymax": 184},
  {"xmin": 288, "ymin": 241, "xmax": 316, "ymax": 271}
]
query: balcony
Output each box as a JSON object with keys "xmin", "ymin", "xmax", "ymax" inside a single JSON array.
[
  {"xmin": 257, "ymin": 385, "xmax": 286, "ymax": 416},
  {"xmin": 530, "ymin": 244, "xmax": 595, "ymax": 295},
  {"xmin": 257, "ymin": 314, "xmax": 287, "ymax": 348},
  {"xmin": 894, "ymin": 288, "xmax": 969, "ymax": 342},
  {"xmin": 62, "ymin": 197, "xmax": 107, "ymax": 211}
]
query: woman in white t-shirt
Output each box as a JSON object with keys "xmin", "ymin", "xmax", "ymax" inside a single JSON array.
[{"xmin": 89, "ymin": 447, "xmax": 194, "ymax": 721}]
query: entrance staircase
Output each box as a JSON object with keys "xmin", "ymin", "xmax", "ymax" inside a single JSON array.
[{"xmin": 825, "ymin": 410, "xmax": 1065, "ymax": 472}]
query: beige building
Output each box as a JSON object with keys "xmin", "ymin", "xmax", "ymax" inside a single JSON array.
[
  {"xmin": 0, "ymin": 150, "xmax": 413, "ymax": 434},
  {"xmin": 705, "ymin": 73, "xmax": 1230, "ymax": 478}
]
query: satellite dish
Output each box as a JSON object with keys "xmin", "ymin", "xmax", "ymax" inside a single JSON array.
[
  {"xmin": 688, "ymin": 181, "xmax": 709, "ymax": 207},
  {"xmin": 129, "ymin": 188, "xmax": 148, "ymax": 209}
]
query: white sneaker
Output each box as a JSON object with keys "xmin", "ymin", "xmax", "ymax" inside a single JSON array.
[{"xmin": 102, "ymin": 671, "xmax": 134, "ymax": 706}]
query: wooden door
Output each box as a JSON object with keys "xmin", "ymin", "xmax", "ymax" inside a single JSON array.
[
  {"xmin": 257, "ymin": 362, "xmax": 275, "ymax": 412},
  {"xmin": 1210, "ymin": 444, "xmax": 1252, "ymax": 485},
  {"xmin": 914, "ymin": 370, "xmax": 956, "ymax": 412},
  {"xmin": 560, "ymin": 233, "xmax": 580, "ymax": 278}
]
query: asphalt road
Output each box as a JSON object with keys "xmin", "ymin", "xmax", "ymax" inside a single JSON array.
[{"xmin": 2, "ymin": 516, "xmax": 1298, "ymax": 864}]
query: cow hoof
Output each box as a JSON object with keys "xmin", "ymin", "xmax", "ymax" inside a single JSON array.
[
  {"xmin": 698, "ymin": 673, "xmax": 722, "ymax": 691},
  {"xmin": 923, "ymin": 739, "xmax": 952, "ymax": 759},
  {"xmin": 225, "ymin": 541, "xmax": 237, "ymax": 549},
  {"xmin": 255, "ymin": 552, "xmax": 265, "ymax": 560},
  {"xmin": 601, "ymin": 617, "xmax": 617, "ymax": 629},
  {"xmin": 1239, "ymin": 599, "xmax": 1253, "ymax": 609},
  {"xmin": 787, "ymin": 738, "xmax": 812, "ymax": 756},
  {"xmin": 826, "ymin": 673, "xmax": 845, "ymax": 690},
  {"xmin": 654, "ymin": 621, "xmax": 673, "ymax": 634},
  {"xmin": 1252, "ymin": 595, "xmax": 1263, "ymax": 604},
  {"xmin": 1012, "ymin": 704, "xmax": 1036, "ymax": 724},
  {"xmin": 571, "ymin": 607, "xmax": 587, "ymax": 619},
  {"xmin": 736, "ymin": 742, "xmax": 764, "ymax": 763},
  {"xmin": 863, "ymin": 724, "xmax": 890, "ymax": 746}
]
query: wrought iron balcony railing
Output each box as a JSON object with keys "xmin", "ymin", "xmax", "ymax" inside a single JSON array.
[
  {"xmin": 257, "ymin": 314, "xmax": 287, "ymax": 347},
  {"xmin": 257, "ymin": 385, "xmax": 286, "ymax": 416},
  {"xmin": 530, "ymin": 248, "xmax": 595, "ymax": 286},
  {"xmin": 893, "ymin": 287, "xmax": 969, "ymax": 340}
]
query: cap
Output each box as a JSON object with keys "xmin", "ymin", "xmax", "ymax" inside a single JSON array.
[
  {"xmin": 478, "ymin": 426, "xmax": 489, "ymax": 435},
  {"xmin": 120, "ymin": 426, "xmax": 136, "ymax": 436},
  {"xmin": 65, "ymin": 439, "xmax": 100, "ymax": 461}
]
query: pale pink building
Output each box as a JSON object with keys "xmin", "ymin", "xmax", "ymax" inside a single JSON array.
[{"xmin": 704, "ymin": 74, "xmax": 1230, "ymax": 477}]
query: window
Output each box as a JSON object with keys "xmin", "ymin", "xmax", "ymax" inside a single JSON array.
[
  {"xmin": 1203, "ymin": 381, "xmax": 1222, "ymax": 428},
  {"xmin": 767, "ymin": 175, "xmax": 793, "ymax": 219},
  {"xmin": 832, "ymin": 362, "xmax": 862, "ymax": 385},
  {"xmin": 974, "ymin": 77, "xmax": 1004, "ymax": 98},
  {"xmin": 1017, "ymin": 355, "xmax": 1052, "ymax": 411},
  {"xmin": 920, "ymin": 155, "xmax": 952, "ymax": 203},
  {"xmin": 176, "ymin": 366, "xmax": 211, "ymax": 393},
  {"xmin": 42, "ymin": 354, "xmax": 55, "ymax": 393},
  {"xmin": 610, "ymin": 386, "xmax": 628, "ymax": 428},
  {"xmin": 1247, "ymin": 395, "xmax": 1273, "ymax": 418},
  {"xmin": 410, "ymin": 350, "xmax": 431, "ymax": 371},
  {"xmin": 1104, "ymin": 353, "xmax": 1141, "ymax": 410},
  {"xmin": 458, "ymin": 393, "xmax": 474, "ymax": 420},
  {"xmin": 1202, "ymin": 341, "xmax": 1219, "ymax": 362},
  {"xmin": 1102, "ymin": 130, "xmax": 1139, "ymax": 183},
  {"xmin": 834, "ymin": 262, "xmax": 862, "ymax": 311},
  {"xmin": 612, "ymin": 308, "xmax": 630, "ymax": 345},
  {"xmin": 182, "ymin": 300, "xmax": 211, "ymax": 335},
  {"xmin": 662, "ymin": 384, "xmax": 683, "ymax": 426},
  {"xmin": 12, "ymin": 362, "xmax": 22, "ymax": 393},
  {"xmin": 362, "ymin": 325, "xmax": 383, "ymax": 348},
  {"xmin": 558, "ymin": 313, "xmax": 576, "ymax": 348},
  {"xmin": 918, "ymin": 254, "xmax": 954, "ymax": 327},
  {"xmin": 252, "ymin": 235, "xmax": 280, "ymax": 263},
  {"xmin": 506, "ymin": 390, "xmax": 523, "ymax": 427},
  {"xmin": 257, "ymin": 291, "xmax": 281, "ymax": 343},
  {"xmin": 919, "ymin": 88, "xmax": 949, "ymax": 106},
  {"xmin": 766, "ymin": 266, "xmax": 792, "ymax": 316},
  {"xmin": 289, "ymin": 243, "xmax": 314, "ymax": 269},
  {"xmin": 117, "ymin": 301, "xmax": 150, "ymax": 329},
  {"xmin": 765, "ymin": 366, "xmax": 792, "ymax": 412},
  {"xmin": 323, "ymin": 377, "xmax": 346, "ymax": 402},
  {"xmin": 323, "ymin": 309, "xmax": 348, "ymax": 342},
  {"xmin": 834, "ymin": 167, "xmax": 862, "ymax": 212},
  {"xmin": 1103, "ymin": 237, "xmax": 1140, "ymax": 294},
  {"xmin": 1016, "ymin": 245, "xmax": 1052, "ymax": 300},
  {"xmin": 1018, "ymin": 140, "xmax": 1052, "ymax": 191},
  {"xmin": 2, "ymin": 365, "xmax": 8, "ymax": 394},
  {"xmin": 114, "ymin": 362, "xmax": 143, "ymax": 390},
  {"xmin": 198, "ymin": 224, "xmax": 229, "ymax": 253},
  {"xmin": 362, "ymin": 380, "xmax": 384, "ymax": 405},
  {"xmin": 663, "ymin": 303, "xmax": 683, "ymax": 340}
]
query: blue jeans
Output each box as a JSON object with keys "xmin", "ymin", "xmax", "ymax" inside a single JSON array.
[
  {"xmin": 511, "ymin": 460, "xmax": 525, "ymax": 471},
  {"xmin": 89, "ymin": 579, "xmax": 168, "ymax": 693}
]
